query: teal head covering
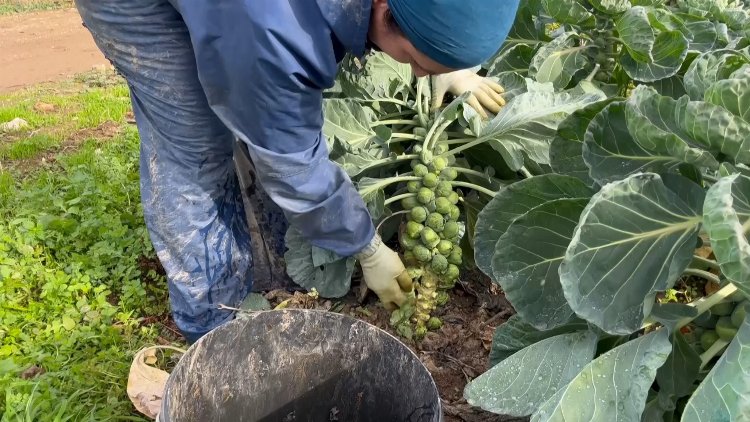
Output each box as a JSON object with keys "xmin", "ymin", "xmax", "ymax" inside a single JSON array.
[{"xmin": 386, "ymin": 0, "xmax": 520, "ymax": 69}]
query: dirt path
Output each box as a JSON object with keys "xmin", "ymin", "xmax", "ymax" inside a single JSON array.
[{"xmin": 0, "ymin": 7, "xmax": 108, "ymax": 93}]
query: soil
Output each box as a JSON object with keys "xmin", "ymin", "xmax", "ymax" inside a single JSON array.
[{"xmin": 0, "ymin": 7, "xmax": 108, "ymax": 93}]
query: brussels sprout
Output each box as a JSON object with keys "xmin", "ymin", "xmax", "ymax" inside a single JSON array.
[
  {"xmin": 716, "ymin": 317, "xmax": 739, "ymax": 340},
  {"xmin": 445, "ymin": 264, "xmax": 460, "ymax": 280},
  {"xmin": 410, "ymin": 206, "xmax": 428, "ymax": 223},
  {"xmin": 417, "ymin": 187, "xmax": 435, "ymax": 204},
  {"xmin": 435, "ymin": 197, "xmax": 451, "ymax": 215},
  {"xmin": 407, "ymin": 180, "xmax": 422, "ymax": 193},
  {"xmin": 415, "ymin": 325, "xmax": 428, "ymax": 338},
  {"xmin": 421, "ymin": 150, "xmax": 434, "ymax": 165},
  {"xmin": 435, "ymin": 143, "xmax": 449, "ymax": 155},
  {"xmin": 431, "ymin": 254, "xmax": 449, "ymax": 273},
  {"xmin": 410, "ymin": 159, "xmax": 421, "ymax": 169},
  {"xmin": 694, "ymin": 312, "xmax": 719, "ymax": 328},
  {"xmin": 438, "ymin": 132, "xmax": 448, "ymax": 142},
  {"xmin": 426, "ymin": 212, "xmax": 445, "ymax": 231},
  {"xmin": 427, "ymin": 317, "xmax": 443, "ymax": 330},
  {"xmin": 401, "ymin": 196, "xmax": 418, "ymax": 209},
  {"xmin": 406, "ymin": 266, "xmax": 423, "ymax": 279},
  {"xmin": 731, "ymin": 301, "xmax": 749, "ymax": 328},
  {"xmin": 425, "ymin": 200, "xmax": 437, "ymax": 213},
  {"xmin": 448, "ymin": 245, "xmax": 462, "ymax": 265},
  {"xmin": 711, "ymin": 302, "xmax": 735, "ymax": 316},
  {"xmin": 429, "ymin": 157, "xmax": 448, "ymax": 173},
  {"xmin": 435, "ymin": 181, "xmax": 453, "ymax": 198},
  {"xmin": 447, "ymin": 191, "xmax": 460, "ymax": 205},
  {"xmin": 440, "ymin": 167, "xmax": 458, "ymax": 181},
  {"xmin": 413, "ymin": 127, "xmax": 428, "ymax": 137},
  {"xmin": 400, "ymin": 234, "xmax": 418, "ymax": 250},
  {"xmin": 443, "ymin": 221, "xmax": 460, "ymax": 239},
  {"xmin": 406, "ymin": 221, "xmax": 423, "ymax": 238},
  {"xmin": 413, "ymin": 245, "xmax": 432, "ymax": 262},
  {"xmin": 446, "ymin": 155, "xmax": 456, "ymax": 166},
  {"xmin": 700, "ymin": 330, "xmax": 719, "ymax": 350},
  {"xmin": 436, "ymin": 291, "xmax": 449, "ymax": 306},
  {"xmin": 413, "ymin": 164, "xmax": 429, "ymax": 177},
  {"xmin": 421, "ymin": 227, "xmax": 440, "ymax": 248},
  {"xmin": 437, "ymin": 240, "xmax": 453, "ymax": 256},
  {"xmin": 450, "ymin": 205, "xmax": 461, "ymax": 220},
  {"xmin": 423, "ymin": 173, "xmax": 438, "ymax": 188}
]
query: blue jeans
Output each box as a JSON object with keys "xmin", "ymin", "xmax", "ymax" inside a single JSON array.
[{"xmin": 75, "ymin": 0, "xmax": 267, "ymax": 343}]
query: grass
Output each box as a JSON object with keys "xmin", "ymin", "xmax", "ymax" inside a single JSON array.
[
  {"xmin": 0, "ymin": 0, "xmax": 72, "ymax": 15},
  {"xmin": 0, "ymin": 71, "xmax": 178, "ymax": 421}
]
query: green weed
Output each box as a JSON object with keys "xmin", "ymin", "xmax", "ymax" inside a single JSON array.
[
  {"xmin": 0, "ymin": 75, "xmax": 174, "ymax": 421},
  {"xmin": 0, "ymin": 0, "xmax": 73, "ymax": 15}
]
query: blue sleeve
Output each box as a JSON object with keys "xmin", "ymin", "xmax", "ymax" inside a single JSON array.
[{"xmin": 175, "ymin": 0, "xmax": 376, "ymax": 256}]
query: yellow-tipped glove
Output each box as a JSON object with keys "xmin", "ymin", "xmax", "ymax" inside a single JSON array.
[
  {"xmin": 431, "ymin": 69, "xmax": 506, "ymax": 118},
  {"xmin": 355, "ymin": 234, "xmax": 413, "ymax": 310}
]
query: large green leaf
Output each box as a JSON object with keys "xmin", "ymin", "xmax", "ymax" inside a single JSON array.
[
  {"xmin": 703, "ymin": 174, "xmax": 750, "ymax": 299},
  {"xmin": 649, "ymin": 75, "xmax": 688, "ymax": 99},
  {"xmin": 489, "ymin": 315, "xmax": 591, "ymax": 366},
  {"xmin": 485, "ymin": 0, "xmax": 548, "ymax": 72},
  {"xmin": 584, "ymin": 101, "xmax": 705, "ymax": 184},
  {"xmin": 492, "ymin": 199, "xmax": 590, "ymax": 329},
  {"xmin": 681, "ymin": 315, "xmax": 750, "ymax": 421},
  {"xmin": 323, "ymin": 99, "xmax": 381, "ymax": 150},
  {"xmin": 550, "ymin": 98, "xmax": 620, "ymax": 185},
  {"xmin": 487, "ymin": 44, "xmax": 538, "ymax": 77},
  {"xmin": 684, "ymin": 19, "xmax": 731, "ymax": 52},
  {"xmin": 465, "ymin": 331, "xmax": 598, "ymax": 417},
  {"xmin": 560, "ymin": 173, "xmax": 704, "ymax": 334},
  {"xmin": 704, "ymin": 71, "xmax": 750, "ymax": 123},
  {"xmin": 625, "ymin": 85, "xmax": 750, "ymax": 165},
  {"xmin": 479, "ymin": 90, "xmax": 606, "ymax": 171},
  {"xmin": 532, "ymin": 329, "xmax": 672, "ymax": 422},
  {"xmin": 530, "ymin": 32, "xmax": 590, "ymax": 90},
  {"xmin": 617, "ymin": 7, "xmax": 656, "ymax": 63},
  {"xmin": 621, "ymin": 31, "xmax": 690, "ymax": 82},
  {"xmin": 473, "ymin": 175, "xmax": 595, "ymax": 278},
  {"xmin": 283, "ymin": 227, "xmax": 355, "ymax": 298},
  {"xmin": 542, "ymin": 0, "xmax": 595, "ymax": 27},
  {"xmin": 338, "ymin": 52, "xmax": 413, "ymax": 102},
  {"xmin": 683, "ymin": 49, "xmax": 750, "ymax": 100},
  {"xmin": 657, "ymin": 331, "xmax": 701, "ymax": 400}
]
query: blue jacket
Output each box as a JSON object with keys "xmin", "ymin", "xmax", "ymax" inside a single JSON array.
[{"xmin": 174, "ymin": 0, "xmax": 376, "ymax": 257}]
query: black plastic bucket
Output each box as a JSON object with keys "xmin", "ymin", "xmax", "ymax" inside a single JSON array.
[{"xmin": 159, "ymin": 309, "xmax": 442, "ymax": 422}]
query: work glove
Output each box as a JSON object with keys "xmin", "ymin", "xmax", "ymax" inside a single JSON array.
[
  {"xmin": 355, "ymin": 234, "xmax": 413, "ymax": 310},
  {"xmin": 431, "ymin": 69, "xmax": 506, "ymax": 119}
]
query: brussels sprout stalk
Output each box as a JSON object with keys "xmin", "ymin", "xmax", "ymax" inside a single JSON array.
[
  {"xmin": 385, "ymin": 193, "xmax": 415, "ymax": 206},
  {"xmin": 451, "ymin": 181, "xmax": 498, "ymax": 197},
  {"xmin": 675, "ymin": 283, "xmax": 739, "ymax": 330},
  {"xmin": 699, "ymin": 338, "xmax": 730, "ymax": 369},
  {"xmin": 359, "ymin": 175, "xmax": 422, "ymax": 198}
]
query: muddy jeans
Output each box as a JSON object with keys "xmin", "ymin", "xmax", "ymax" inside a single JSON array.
[{"xmin": 74, "ymin": 0, "xmax": 291, "ymax": 343}]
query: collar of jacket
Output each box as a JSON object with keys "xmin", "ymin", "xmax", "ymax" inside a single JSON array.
[{"xmin": 315, "ymin": 0, "xmax": 372, "ymax": 58}]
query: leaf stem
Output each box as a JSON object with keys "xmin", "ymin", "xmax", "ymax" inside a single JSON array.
[
  {"xmin": 452, "ymin": 181, "xmax": 498, "ymax": 197},
  {"xmin": 454, "ymin": 167, "xmax": 495, "ymax": 180},
  {"xmin": 441, "ymin": 138, "xmax": 476, "ymax": 145},
  {"xmin": 372, "ymin": 119, "xmax": 419, "ymax": 127},
  {"xmin": 442, "ymin": 137, "xmax": 488, "ymax": 157},
  {"xmin": 702, "ymin": 173, "xmax": 719, "ymax": 183},
  {"xmin": 359, "ymin": 153, "xmax": 419, "ymax": 173},
  {"xmin": 379, "ymin": 110, "xmax": 416, "ymax": 120},
  {"xmin": 676, "ymin": 283, "xmax": 738, "ymax": 330},
  {"xmin": 359, "ymin": 175, "xmax": 421, "ymax": 198},
  {"xmin": 690, "ymin": 255, "xmax": 721, "ymax": 271},
  {"xmin": 520, "ymin": 167, "xmax": 534, "ymax": 179},
  {"xmin": 376, "ymin": 210, "xmax": 410, "ymax": 233},
  {"xmin": 683, "ymin": 268, "xmax": 721, "ymax": 285},
  {"xmin": 416, "ymin": 77, "xmax": 429, "ymax": 128},
  {"xmin": 699, "ymin": 338, "xmax": 730, "ymax": 369},
  {"xmin": 384, "ymin": 193, "xmax": 416, "ymax": 207},
  {"xmin": 389, "ymin": 133, "xmax": 424, "ymax": 141}
]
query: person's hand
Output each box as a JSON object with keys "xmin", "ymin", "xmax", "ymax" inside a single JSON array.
[
  {"xmin": 431, "ymin": 69, "xmax": 506, "ymax": 118},
  {"xmin": 356, "ymin": 234, "xmax": 413, "ymax": 310}
]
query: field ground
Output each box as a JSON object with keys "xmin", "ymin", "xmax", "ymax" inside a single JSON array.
[{"xmin": 0, "ymin": 7, "xmax": 518, "ymax": 422}]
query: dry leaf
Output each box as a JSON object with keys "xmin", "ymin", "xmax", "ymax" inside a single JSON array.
[
  {"xmin": 127, "ymin": 345, "xmax": 186, "ymax": 420},
  {"xmin": 34, "ymin": 102, "xmax": 55, "ymax": 113}
]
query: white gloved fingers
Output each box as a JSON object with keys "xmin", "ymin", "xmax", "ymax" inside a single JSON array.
[
  {"xmin": 473, "ymin": 89, "xmax": 501, "ymax": 114},
  {"xmin": 485, "ymin": 78, "xmax": 505, "ymax": 94},
  {"xmin": 481, "ymin": 83, "xmax": 506, "ymax": 107},
  {"xmin": 466, "ymin": 95, "xmax": 488, "ymax": 119}
]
